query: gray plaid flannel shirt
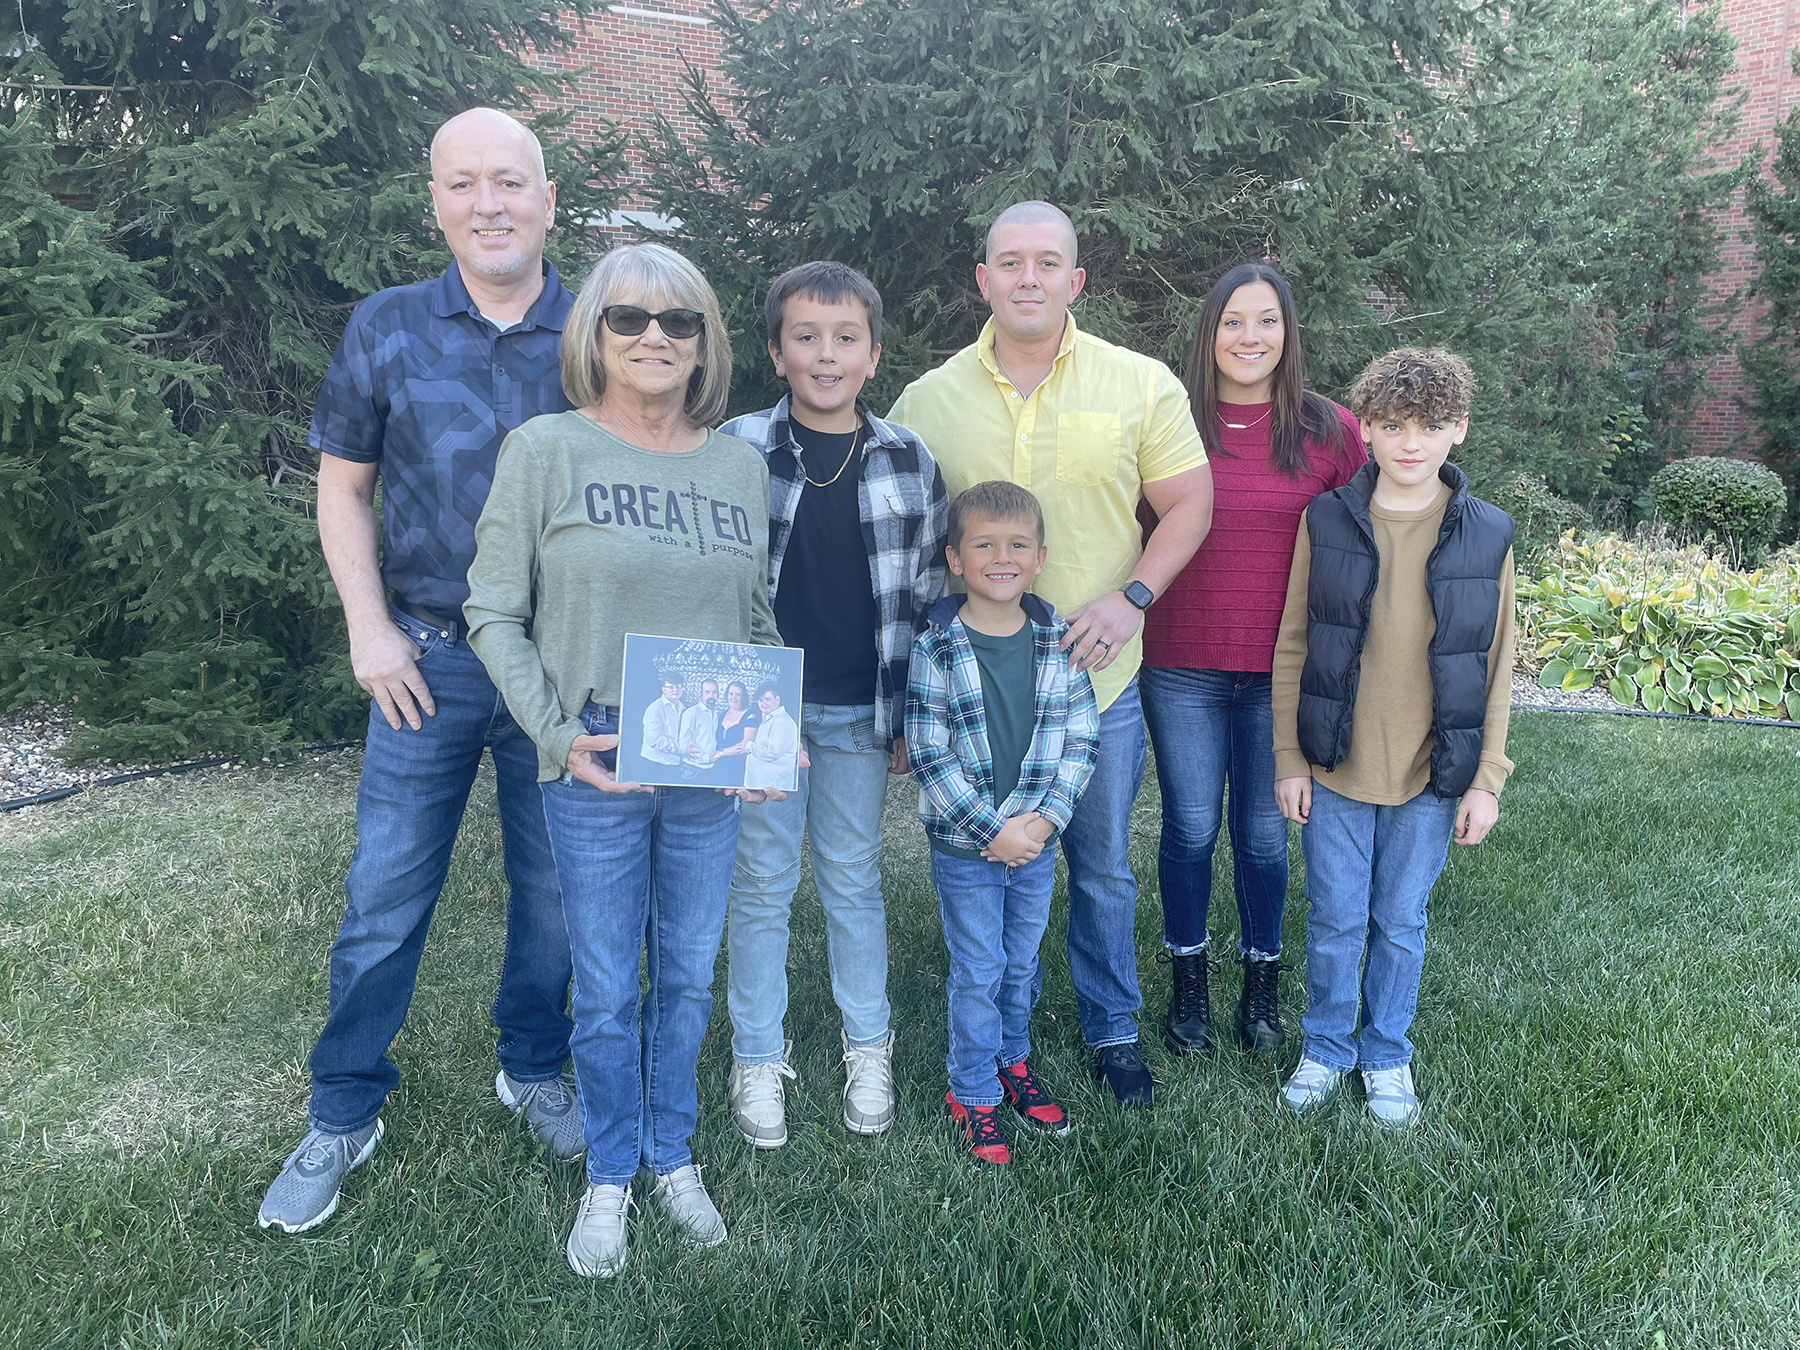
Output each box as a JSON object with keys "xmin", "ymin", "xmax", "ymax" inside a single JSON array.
[
  {"xmin": 719, "ymin": 396, "xmax": 949, "ymax": 743},
  {"xmin": 905, "ymin": 593, "xmax": 1100, "ymax": 854}
]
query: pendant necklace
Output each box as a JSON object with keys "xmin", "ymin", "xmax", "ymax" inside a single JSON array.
[
  {"xmin": 1219, "ymin": 404, "xmax": 1272, "ymax": 431},
  {"xmin": 804, "ymin": 425, "xmax": 863, "ymax": 488}
]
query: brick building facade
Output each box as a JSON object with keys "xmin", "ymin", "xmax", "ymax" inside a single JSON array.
[
  {"xmin": 1691, "ymin": 0, "xmax": 1800, "ymax": 456},
  {"xmin": 536, "ymin": 3, "xmax": 1798, "ymax": 452},
  {"xmin": 534, "ymin": 2, "xmax": 726, "ymax": 227}
]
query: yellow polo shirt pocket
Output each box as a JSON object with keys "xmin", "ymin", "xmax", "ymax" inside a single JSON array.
[{"xmin": 1054, "ymin": 412, "xmax": 1123, "ymax": 486}]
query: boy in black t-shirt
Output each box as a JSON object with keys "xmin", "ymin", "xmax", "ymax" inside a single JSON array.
[{"xmin": 717, "ymin": 263, "xmax": 949, "ymax": 1148}]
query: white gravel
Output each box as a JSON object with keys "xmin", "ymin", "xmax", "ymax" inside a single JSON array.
[
  {"xmin": 1508, "ymin": 671, "xmax": 1633, "ymax": 714},
  {"xmin": 0, "ymin": 703, "xmax": 121, "ymax": 799},
  {"xmin": 0, "ymin": 702, "xmax": 349, "ymax": 805}
]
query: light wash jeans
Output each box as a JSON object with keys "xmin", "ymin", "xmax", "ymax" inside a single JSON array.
[
  {"xmin": 308, "ymin": 606, "xmax": 573, "ymax": 1134},
  {"xmin": 1298, "ymin": 780, "xmax": 1458, "ymax": 1072},
  {"xmin": 1054, "ymin": 677, "xmax": 1149, "ymax": 1049},
  {"xmin": 725, "ymin": 702, "xmax": 893, "ymax": 1065},
  {"xmin": 932, "ymin": 847, "xmax": 1057, "ymax": 1106},
  {"xmin": 1140, "ymin": 666, "xmax": 1288, "ymax": 958},
  {"xmin": 541, "ymin": 704, "xmax": 741, "ymax": 1187}
]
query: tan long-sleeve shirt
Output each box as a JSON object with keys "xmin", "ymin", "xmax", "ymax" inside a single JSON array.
[{"xmin": 1271, "ymin": 484, "xmax": 1515, "ymax": 805}]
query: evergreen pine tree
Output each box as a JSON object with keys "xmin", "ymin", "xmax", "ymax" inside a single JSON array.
[
  {"xmin": 1, "ymin": 1, "xmax": 622, "ymax": 760},
  {"xmin": 646, "ymin": 0, "xmax": 1743, "ymax": 506}
]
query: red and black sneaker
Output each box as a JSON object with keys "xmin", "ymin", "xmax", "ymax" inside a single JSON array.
[
  {"xmin": 998, "ymin": 1059, "xmax": 1072, "ymax": 1137},
  {"xmin": 945, "ymin": 1092, "xmax": 1011, "ymax": 1166}
]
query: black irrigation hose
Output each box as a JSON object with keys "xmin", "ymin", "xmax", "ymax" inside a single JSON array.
[
  {"xmin": 1515, "ymin": 703, "xmax": 1800, "ymax": 730},
  {"xmin": 1, "ymin": 740, "xmax": 362, "ymax": 814}
]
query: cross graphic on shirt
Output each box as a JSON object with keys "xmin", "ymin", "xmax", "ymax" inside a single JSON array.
[{"xmin": 680, "ymin": 480, "xmax": 711, "ymax": 556}]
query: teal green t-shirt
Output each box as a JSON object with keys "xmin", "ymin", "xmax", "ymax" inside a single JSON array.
[
  {"xmin": 930, "ymin": 619, "xmax": 1039, "ymax": 861},
  {"xmin": 967, "ymin": 622, "xmax": 1037, "ymax": 806}
]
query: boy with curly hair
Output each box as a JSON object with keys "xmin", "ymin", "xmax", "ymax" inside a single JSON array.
[{"xmin": 1270, "ymin": 347, "xmax": 1516, "ymax": 1126}]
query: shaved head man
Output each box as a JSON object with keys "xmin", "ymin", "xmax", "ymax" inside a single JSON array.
[
  {"xmin": 428, "ymin": 108, "xmax": 555, "ymax": 292},
  {"xmin": 889, "ymin": 199, "xmax": 1215, "ymax": 1110},
  {"xmin": 258, "ymin": 108, "xmax": 581, "ymax": 1234},
  {"xmin": 985, "ymin": 200, "xmax": 1079, "ymax": 269}
]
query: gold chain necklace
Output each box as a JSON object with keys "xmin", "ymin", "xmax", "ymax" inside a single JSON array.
[
  {"xmin": 1219, "ymin": 404, "xmax": 1273, "ymax": 431},
  {"xmin": 802, "ymin": 425, "xmax": 863, "ymax": 488}
]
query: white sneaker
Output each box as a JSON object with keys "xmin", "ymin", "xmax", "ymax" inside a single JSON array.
[
  {"xmin": 1281, "ymin": 1057, "xmax": 1346, "ymax": 1114},
  {"xmin": 652, "ymin": 1164, "xmax": 727, "ymax": 1248},
  {"xmin": 1361, "ymin": 1064, "xmax": 1421, "ymax": 1127},
  {"xmin": 841, "ymin": 1029, "xmax": 896, "ymax": 1135},
  {"xmin": 728, "ymin": 1041, "xmax": 798, "ymax": 1148},
  {"xmin": 565, "ymin": 1183, "xmax": 631, "ymax": 1278}
]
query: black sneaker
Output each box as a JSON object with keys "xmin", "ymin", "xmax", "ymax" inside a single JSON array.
[
  {"xmin": 1162, "ymin": 950, "xmax": 1214, "ymax": 1056},
  {"xmin": 1092, "ymin": 1042, "xmax": 1156, "ymax": 1109},
  {"xmin": 1238, "ymin": 957, "xmax": 1288, "ymax": 1052}
]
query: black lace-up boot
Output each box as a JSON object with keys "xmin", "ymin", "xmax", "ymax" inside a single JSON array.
[
  {"xmin": 1162, "ymin": 951, "xmax": 1214, "ymax": 1056},
  {"xmin": 1238, "ymin": 956, "xmax": 1288, "ymax": 1052}
]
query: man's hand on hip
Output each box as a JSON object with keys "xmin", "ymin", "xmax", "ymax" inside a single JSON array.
[
  {"xmin": 352, "ymin": 619, "xmax": 436, "ymax": 731},
  {"xmin": 1060, "ymin": 590, "xmax": 1143, "ymax": 672}
]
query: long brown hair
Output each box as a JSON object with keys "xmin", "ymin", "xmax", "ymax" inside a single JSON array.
[{"xmin": 1183, "ymin": 262, "xmax": 1343, "ymax": 477}]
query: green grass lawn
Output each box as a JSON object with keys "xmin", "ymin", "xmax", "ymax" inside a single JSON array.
[{"xmin": 3, "ymin": 712, "xmax": 1798, "ymax": 1349}]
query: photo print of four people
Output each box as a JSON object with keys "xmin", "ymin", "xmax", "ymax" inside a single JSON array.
[{"xmin": 619, "ymin": 635, "xmax": 805, "ymax": 792}]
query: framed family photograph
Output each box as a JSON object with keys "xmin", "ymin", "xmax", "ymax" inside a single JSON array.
[{"xmin": 616, "ymin": 634, "xmax": 806, "ymax": 792}]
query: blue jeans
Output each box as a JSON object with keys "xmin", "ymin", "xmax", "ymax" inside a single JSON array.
[
  {"xmin": 1140, "ymin": 667, "xmax": 1288, "ymax": 958},
  {"xmin": 931, "ymin": 847, "xmax": 1057, "ymax": 1106},
  {"xmin": 308, "ymin": 607, "xmax": 573, "ymax": 1133},
  {"xmin": 541, "ymin": 706, "xmax": 741, "ymax": 1186},
  {"xmin": 1055, "ymin": 677, "xmax": 1149, "ymax": 1049},
  {"xmin": 1298, "ymin": 781, "xmax": 1458, "ymax": 1072},
  {"xmin": 726, "ymin": 703, "xmax": 892, "ymax": 1064}
]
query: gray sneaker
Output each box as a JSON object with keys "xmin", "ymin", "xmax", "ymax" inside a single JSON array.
[
  {"xmin": 651, "ymin": 1164, "xmax": 727, "ymax": 1248},
  {"xmin": 497, "ymin": 1071, "xmax": 586, "ymax": 1160},
  {"xmin": 1361, "ymin": 1064, "xmax": 1422, "ymax": 1128},
  {"xmin": 566, "ymin": 1182, "xmax": 632, "ymax": 1278},
  {"xmin": 841, "ymin": 1029, "xmax": 897, "ymax": 1135},
  {"xmin": 257, "ymin": 1119, "xmax": 384, "ymax": 1233}
]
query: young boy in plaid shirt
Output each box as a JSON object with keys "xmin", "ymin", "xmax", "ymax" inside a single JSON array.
[
  {"xmin": 718, "ymin": 262, "xmax": 948, "ymax": 1148},
  {"xmin": 907, "ymin": 481, "xmax": 1099, "ymax": 1165}
]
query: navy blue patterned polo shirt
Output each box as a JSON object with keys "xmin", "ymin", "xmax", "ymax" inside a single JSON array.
[{"xmin": 308, "ymin": 260, "xmax": 576, "ymax": 615}]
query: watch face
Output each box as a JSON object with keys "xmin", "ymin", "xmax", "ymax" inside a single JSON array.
[{"xmin": 1124, "ymin": 581, "xmax": 1154, "ymax": 610}]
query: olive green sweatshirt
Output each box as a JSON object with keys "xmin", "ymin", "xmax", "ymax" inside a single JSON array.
[
  {"xmin": 1271, "ymin": 484, "xmax": 1516, "ymax": 805},
  {"xmin": 464, "ymin": 411, "xmax": 781, "ymax": 781}
]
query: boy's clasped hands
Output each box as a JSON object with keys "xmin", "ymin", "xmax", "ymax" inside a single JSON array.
[{"xmin": 981, "ymin": 811, "xmax": 1055, "ymax": 865}]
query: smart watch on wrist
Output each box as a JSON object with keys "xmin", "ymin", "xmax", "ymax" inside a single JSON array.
[{"xmin": 1122, "ymin": 580, "xmax": 1155, "ymax": 611}]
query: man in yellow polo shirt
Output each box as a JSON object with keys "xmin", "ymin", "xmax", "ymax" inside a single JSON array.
[{"xmin": 889, "ymin": 200, "xmax": 1214, "ymax": 1108}]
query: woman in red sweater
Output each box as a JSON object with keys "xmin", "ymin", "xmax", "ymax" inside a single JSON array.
[{"xmin": 1140, "ymin": 263, "xmax": 1366, "ymax": 1057}]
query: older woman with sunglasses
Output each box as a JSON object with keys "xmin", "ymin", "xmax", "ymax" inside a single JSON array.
[{"xmin": 465, "ymin": 242, "xmax": 783, "ymax": 1279}]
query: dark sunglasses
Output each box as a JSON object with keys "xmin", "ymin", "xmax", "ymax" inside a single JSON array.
[{"xmin": 601, "ymin": 304, "xmax": 705, "ymax": 340}]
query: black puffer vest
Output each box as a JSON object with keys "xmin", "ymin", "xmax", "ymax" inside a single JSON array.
[{"xmin": 1296, "ymin": 460, "xmax": 1514, "ymax": 799}]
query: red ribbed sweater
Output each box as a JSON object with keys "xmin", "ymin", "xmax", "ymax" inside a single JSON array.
[{"xmin": 1143, "ymin": 400, "xmax": 1366, "ymax": 673}]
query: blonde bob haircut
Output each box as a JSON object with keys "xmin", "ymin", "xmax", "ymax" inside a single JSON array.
[{"xmin": 562, "ymin": 242, "xmax": 732, "ymax": 426}]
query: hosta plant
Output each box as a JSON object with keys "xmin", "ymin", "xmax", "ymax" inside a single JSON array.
[{"xmin": 1517, "ymin": 534, "xmax": 1800, "ymax": 720}]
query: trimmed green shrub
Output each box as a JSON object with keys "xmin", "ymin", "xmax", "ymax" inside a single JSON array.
[
  {"xmin": 1517, "ymin": 534, "xmax": 1800, "ymax": 721},
  {"xmin": 1484, "ymin": 473, "xmax": 1589, "ymax": 563},
  {"xmin": 1649, "ymin": 457, "xmax": 1788, "ymax": 564}
]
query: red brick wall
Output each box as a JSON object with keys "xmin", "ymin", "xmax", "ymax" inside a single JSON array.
[
  {"xmin": 530, "ymin": 3, "xmax": 730, "ymax": 223},
  {"xmin": 1691, "ymin": 0, "xmax": 1800, "ymax": 456}
]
